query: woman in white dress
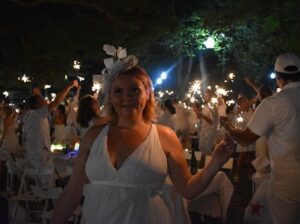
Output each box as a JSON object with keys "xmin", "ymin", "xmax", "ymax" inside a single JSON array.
[
  {"xmin": 157, "ymin": 98, "xmax": 176, "ymax": 131},
  {"xmin": 51, "ymin": 57, "xmax": 234, "ymax": 224},
  {"xmin": 76, "ymin": 94, "xmax": 107, "ymax": 138},
  {"xmin": 52, "ymin": 104, "xmax": 67, "ymax": 144}
]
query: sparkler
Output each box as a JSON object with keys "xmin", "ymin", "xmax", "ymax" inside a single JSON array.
[
  {"xmin": 236, "ymin": 115, "xmax": 244, "ymax": 123},
  {"xmin": 77, "ymin": 76, "xmax": 85, "ymax": 82},
  {"xmin": 73, "ymin": 60, "xmax": 80, "ymax": 70},
  {"xmin": 18, "ymin": 74, "xmax": 31, "ymax": 83},
  {"xmin": 92, "ymin": 83, "xmax": 102, "ymax": 92},
  {"xmin": 3, "ymin": 91, "xmax": 9, "ymax": 97}
]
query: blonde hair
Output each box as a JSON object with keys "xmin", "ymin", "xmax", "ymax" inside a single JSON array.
[{"xmin": 104, "ymin": 65, "xmax": 156, "ymax": 124}]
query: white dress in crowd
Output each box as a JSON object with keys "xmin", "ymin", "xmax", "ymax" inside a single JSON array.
[
  {"xmin": 1, "ymin": 118, "xmax": 23, "ymax": 155},
  {"xmin": 174, "ymin": 103, "xmax": 190, "ymax": 136},
  {"xmin": 157, "ymin": 111, "xmax": 176, "ymax": 131},
  {"xmin": 22, "ymin": 106, "xmax": 52, "ymax": 169},
  {"xmin": 53, "ymin": 124, "xmax": 67, "ymax": 144},
  {"xmin": 81, "ymin": 124, "xmax": 176, "ymax": 224},
  {"xmin": 235, "ymin": 110, "xmax": 256, "ymax": 152},
  {"xmin": 198, "ymin": 104, "xmax": 218, "ymax": 154}
]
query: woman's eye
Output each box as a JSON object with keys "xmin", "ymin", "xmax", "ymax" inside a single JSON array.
[
  {"xmin": 113, "ymin": 89, "xmax": 122, "ymax": 94},
  {"xmin": 132, "ymin": 88, "xmax": 140, "ymax": 93}
]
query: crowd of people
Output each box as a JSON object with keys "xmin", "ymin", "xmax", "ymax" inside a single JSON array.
[{"xmin": 0, "ymin": 52, "xmax": 299, "ymax": 224}]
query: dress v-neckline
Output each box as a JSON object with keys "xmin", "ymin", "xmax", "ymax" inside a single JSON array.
[{"xmin": 104, "ymin": 124, "xmax": 152, "ymax": 172}]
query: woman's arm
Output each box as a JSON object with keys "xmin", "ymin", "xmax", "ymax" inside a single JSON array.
[
  {"xmin": 157, "ymin": 125, "xmax": 234, "ymax": 200},
  {"xmin": 51, "ymin": 125, "xmax": 104, "ymax": 223}
]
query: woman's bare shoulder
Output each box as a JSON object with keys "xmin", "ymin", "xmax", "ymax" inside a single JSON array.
[
  {"xmin": 156, "ymin": 124, "xmax": 176, "ymax": 138},
  {"xmin": 80, "ymin": 124, "xmax": 107, "ymax": 152}
]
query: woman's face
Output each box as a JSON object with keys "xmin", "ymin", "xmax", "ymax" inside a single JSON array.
[{"xmin": 110, "ymin": 74, "xmax": 148, "ymax": 119}]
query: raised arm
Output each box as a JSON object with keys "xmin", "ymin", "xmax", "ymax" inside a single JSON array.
[
  {"xmin": 48, "ymin": 80, "xmax": 79, "ymax": 112},
  {"xmin": 157, "ymin": 125, "xmax": 234, "ymax": 200},
  {"xmin": 51, "ymin": 125, "xmax": 103, "ymax": 223},
  {"xmin": 244, "ymin": 77, "xmax": 259, "ymax": 94},
  {"xmin": 219, "ymin": 116, "xmax": 259, "ymax": 146}
]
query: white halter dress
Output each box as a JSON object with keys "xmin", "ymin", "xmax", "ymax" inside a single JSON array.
[{"xmin": 81, "ymin": 124, "xmax": 174, "ymax": 224}]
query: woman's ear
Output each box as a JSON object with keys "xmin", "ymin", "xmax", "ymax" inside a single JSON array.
[{"xmin": 146, "ymin": 87, "xmax": 151, "ymax": 100}]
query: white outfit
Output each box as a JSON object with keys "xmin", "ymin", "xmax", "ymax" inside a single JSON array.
[
  {"xmin": 198, "ymin": 104, "xmax": 218, "ymax": 154},
  {"xmin": 246, "ymin": 82, "xmax": 300, "ymax": 224},
  {"xmin": 53, "ymin": 124, "xmax": 67, "ymax": 144},
  {"xmin": 235, "ymin": 110, "xmax": 256, "ymax": 152},
  {"xmin": 79, "ymin": 119, "xmax": 94, "ymax": 138},
  {"xmin": 174, "ymin": 104, "xmax": 190, "ymax": 137},
  {"xmin": 1, "ymin": 118, "xmax": 23, "ymax": 155},
  {"xmin": 81, "ymin": 124, "xmax": 178, "ymax": 224},
  {"xmin": 22, "ymin": 106, "xmax": 52, "ymax": 169},
  {"xmin": 157, "ymin": 111, "xmax": 176, "ymax": 131}
]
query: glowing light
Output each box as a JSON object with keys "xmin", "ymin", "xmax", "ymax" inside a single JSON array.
[
  {"xmin": 211, "ymin": 97, "xmax": 218, "ymax": 104},
  {"xmin": 73, "ymin": 60, "xmax": 81, "ymax": 70},
  {"xmin": 160, "ymin": 72, "xmax": 167, "ymax": 80},
  {"xmin": 191, "ymin": 80, "xmax": 201, "ymax": 93},
  {"xmin": 158, "ymin": 91, "xmax": 164, "ymax": 98},
  {"xmin": 226, "ymin": 99, "xmax": 235, "ymax": 106},
  {"xmin": 276, "ymin": 88, "xmax": 281, "ymax": 92},
  {"xmin": 51, "ymin": 93, "xmax": 57, "ymax": 98},
  {"xmin": 44, "ymin": 84, "xmax": 51, "ymax": 89},
  {"xmin": 237, "ymin": 116, "xmax": 244, "ymax": 123},
  {"xmin": 228, "ymin": 73, "xmax": 235, "ymax": 80},
  {"xmin": 204, "ymin": 37, "xmax": 215, "ymax": 49},
  {"xmin": 3, "ymin": 91, "xmax": 9, "ymax": 97},
  {"xmin": 78, "ymin": 76, "xmax": 85, "ymax": 81},
  {"xmin": 65, "ymin": 75, "xmax": 68, "ymax": 80},
  {"xmin": 92, "ymin": 83, "xmax": 102, "ymax": 92},
  {"xmin": 156, "ymin": 77, "xmax": 162, "ymax": 85},
  {"xmin": 50, "ymin": 144, "xmax": 64, "ymax": 152},
  {"xmin": 74, "ymin": 142, "xmax": 80, "ymax": 151},
  {"xmin": 216, "ymin": 88, "xmax": 229, "ymax": 97},
  {"xmin": 16, "ymin": 109, "xmax": 20, "ymax": 113},
  {"xmin": 270, "ymin": 72, "xmax": 276, "ymax": 79},
  {"xmin": 207, "ymin": 86, "xmax": 212, "ymax": 90},
  {"xmin": 18, "ymin": 74, "xmax": 31, "ymax": 83}
]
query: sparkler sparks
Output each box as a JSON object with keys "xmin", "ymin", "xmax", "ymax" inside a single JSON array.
[
  {"xmin": 18, "ymin": 74, "xmax": 31, "ymax": 83},
  {"xmin": 73, "ymin": 60, "xmax": 81, "ymax": 70},
  {"xmin": 228, "ymin": 73, "xmax": 235, "ymax": 80}
]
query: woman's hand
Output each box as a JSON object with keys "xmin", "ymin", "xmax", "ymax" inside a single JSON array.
[{"xmin": 211, "ymin": 135, "xmax": 235, "ymax": 168}]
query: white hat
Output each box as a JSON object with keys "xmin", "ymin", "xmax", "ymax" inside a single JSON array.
[{"xmin": 275, "ymin": 53, "xmax": 300, "ymax": 74}]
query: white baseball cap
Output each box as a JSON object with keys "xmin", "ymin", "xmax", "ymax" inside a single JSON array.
[{"xmin": 275, "ymin": 53, "xmax": 300, "ymax": 74}]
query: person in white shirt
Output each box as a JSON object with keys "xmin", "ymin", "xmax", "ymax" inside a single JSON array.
[
  {"xmin": 22, "ymin": 80, "xmax": 78, "ymax": 169},
  {"xmin": 220, "ymin": 53, "xmax": 300, "ymax": 224},
  {"xmin": 197, "ymin": 90, "xmax": 218, "ymax": 156},
  {"xmin": 157, "ymin": 98, "xmax": 176, "ymax": 131}
]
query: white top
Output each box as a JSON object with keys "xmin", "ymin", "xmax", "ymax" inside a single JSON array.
[
  {"xmin": 81, "ymin": 124, "xmax": 177, "ymax": 224},
  {"xmin": 198, "ymin": 104, "xmax": 218, "ymax": 153},
  {"xmin": 248, "ymin": 82, "xmax": 300, "ymax": 202},
  {"xmin": 235, "ymin": 110, "xmax": 255, "ymax": 152},
  {"xmin": 53, "ymin": 124, "xmax": 67, "ymax": 144},
  {"xmin": 157, "ymin": 111, "xmax": 176, "ymax": 131},
  {"xmin": 22, "ymin": 106, "xmax": 50, "ymax": 156}
]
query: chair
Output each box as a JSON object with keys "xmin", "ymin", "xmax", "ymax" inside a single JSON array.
[
  {"xmin": 0, "ymin": 149, "xmax": 21, "ymax": 194},
  {"xmin": 30, "ymin": 185, "xmax": 62, "ymax": 223},
  {"xmin": 10, "ymin": 167, "xmax": 55, "ymax": 222}
]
